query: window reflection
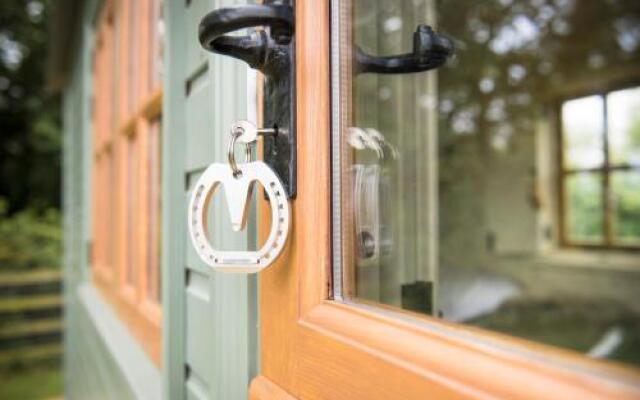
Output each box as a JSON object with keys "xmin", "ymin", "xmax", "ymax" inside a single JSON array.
[
  {"xmin": 149, "ymin": 0, "xmax": 164, "ymax": 90},
  {"xmin": 562, "ymin": 96, "xmax": 604, "ymax": 170},
  {"xmin": 559, "ymin": 88, "xmax": 640, "ymax": 246},
  {"xmin": 341, "ymin": 0, "xmax": 640, "ymax": 367},
  {"xmin": 565, "ymin": 172, "xmax": 603, "ymax": 242},
  {"xmin": 608, "ymin": 87, "xmax": 640, "ymax": 167},
  {"xmin": 612, "ymin": 171, "xmax": 640, "ymax": 244}
]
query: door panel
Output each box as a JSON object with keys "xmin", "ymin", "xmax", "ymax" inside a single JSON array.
[
  {"xmin": 164, "ymin": 1, "xmax": 257, "ymax": 399},
  {"xmin": 184, "ymin": 283, "xmax": 213, "ymax": 399},
  {"xmin": 252, "ymin": 1, "xmax": 640, "ymax": 399},
  {"xmin": 184, "ymin": 67, "xmax": 214, "ymax": 171},
  {"xmin": 185, "ymin": 0, "xmax": 211, "ymax": 75}
]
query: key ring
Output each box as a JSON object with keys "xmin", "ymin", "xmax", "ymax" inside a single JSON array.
[
  {"xmin": 227, "ymin": 121, "xmax": 277, "ymax": 178},
  {"xmin": 190, "ymin": 120, "xmax": 289, "ymax": 273},
  {"xmin": 228, "ymin": 127, "xmax": 252, "ymax": 178}
]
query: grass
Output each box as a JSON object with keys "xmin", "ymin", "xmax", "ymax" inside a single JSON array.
[
  {"xmin": 0, "ymin": 344, "xmax": 61, "ymax": 368},
  {"xmin": 0, "ymin": 366, "xmax": 62, "ymax": 400},
  {"xmin": 0, "ymin": 267, "xmax": 63, "ymax": 399}
]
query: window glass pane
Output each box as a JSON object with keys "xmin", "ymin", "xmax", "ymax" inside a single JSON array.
[
  {"xmin": 565, "ymin": 172, "xmax": 604, "ymax": 243},
  {"xmin": 126, "ymin": 136, "xmax": 137, "ymax": 286},
  {"xmin": 608, "ymin": 87, "xmax": 640, "ymax": 167},
  {"xmin": 93, "ymin": 160, "xmax": 104, "ymax": 266},
  {"xmin": 147, "ymin": 118, "xmax": 162, "ymax": 301},
  {"xmin": 562, "ymin": 96, "xmax": 604, "ymax": 170},
  {"xmin": 127, "ymin": 1, "xmax": 139, "ymax": 113},
  {"xmin": 106, "ymin": 152, "xmax": 116, "ymax": 269},
  {"xmin": 149, "ymin": 0, "xmax": 164, "ymax": 90},
  {"xmin": 344, "ymin": 0, "xmax": 437, "ymax": 310},
  {"xmin": 612, "ymin": 171, "xmax": 640, "ymax": 244},
  {"xmin": 335, "ymin": 0, "xmax": 640, "ymax": 368}
]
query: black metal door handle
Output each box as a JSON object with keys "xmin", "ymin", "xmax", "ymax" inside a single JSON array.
[
  {"xmin": 199, "ymin": 2, "xmax": 297, "ymax": 198},
  {"xmin": 198, "ymin": 4, "xmax": 294, "ymax": 73},
  {"xmin": 356, "ymin": 25, "xmax": 454, "ymax": 74}
]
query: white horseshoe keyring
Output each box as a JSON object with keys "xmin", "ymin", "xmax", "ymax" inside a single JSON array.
[{"xmin": 188, "ymin": 121, "xmax": 290, "ymax": 273}]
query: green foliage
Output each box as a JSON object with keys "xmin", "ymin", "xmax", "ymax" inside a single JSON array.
[
  {"xmin": 629, "ymin": 113, "xmax": 640, "ymax": 151},
  {"xmin": 567, "ymin": 174, "xmax": 603, "ymax": 241},
  {"xmin": 0, "ymin": 0, "xmax": 61, "ymax": 214},
  {"xmin": 567, "ymin": 172, "xmax": 640, "ymax": 242},
  {"xmin": 613, "ymin": 173, "xmax": 640, "ymax": 241},
  {"xmin": 0, "ymin": 198, "xmax": 61, "ymax": 270},
  {"xmin": 0, "ymin": 366, "xmax": 62, "ymax": 400}
]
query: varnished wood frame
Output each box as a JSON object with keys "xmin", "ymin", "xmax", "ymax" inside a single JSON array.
[
  {"xmin": 91, "ymin": 0, "xmax": 163, "ymax": 366},
  {"xmin": 251, "ymin": 1, "xmax": 640, "ymax": 399}
]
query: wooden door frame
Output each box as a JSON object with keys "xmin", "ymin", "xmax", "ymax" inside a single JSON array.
[{"xmin": 251, "ymin": 1, "xmax": 640, "ymax": 399}]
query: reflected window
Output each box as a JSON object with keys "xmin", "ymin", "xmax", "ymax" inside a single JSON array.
[{"xmin": 561, "ymin": 88, "xmax": 640, "ymax": 246}]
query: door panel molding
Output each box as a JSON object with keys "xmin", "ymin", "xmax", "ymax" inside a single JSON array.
[{"xmin": 253, "ymin": 1, "xmax": 640, "ymax": 399}]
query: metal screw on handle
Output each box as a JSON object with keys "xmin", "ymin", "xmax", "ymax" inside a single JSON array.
[{"xmin": 227, "ymin": 121, "xmax": 278, "ymax": 178}]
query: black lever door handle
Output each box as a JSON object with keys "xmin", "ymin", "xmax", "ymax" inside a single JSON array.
[
  {"xmin": 198, "ymin": 2, "xmax": 298, "ymax": 198},
  {"xmin": 356, "ymin": 25, "xmax": 455, "ymax": 74},
  {"xmin": 198, "ymin": 4, "xmax": 294, "ymax": 72}
]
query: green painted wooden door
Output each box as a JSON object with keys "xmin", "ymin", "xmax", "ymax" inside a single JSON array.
[{"xmin": 163, "ymin": 1, "xmax": 258, "ymax": 399}]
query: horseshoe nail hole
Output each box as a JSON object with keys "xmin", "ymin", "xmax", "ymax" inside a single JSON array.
[
  {"xmin": 279, "ymin": 218, "xmax": 284, "ymax": 223},
  {"xmin": 214, "ymin": 258, "xmax": 219, "ymax": 263},
  {"xmin": 270, "ymin": 182, "xmax": 276, "ymax": 188},
  {"xmin": 278, "ymin": 204, "xmax": 284, "ymax": 210}
]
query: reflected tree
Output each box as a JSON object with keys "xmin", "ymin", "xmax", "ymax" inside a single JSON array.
[{"xmin": 436, "ymin": 0, "xmax": 640, "ymax": 255}]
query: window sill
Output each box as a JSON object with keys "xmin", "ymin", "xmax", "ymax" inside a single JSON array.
[{"xmin": 539, "ymin": 248, "xmax": 640, "ymax": 273}]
